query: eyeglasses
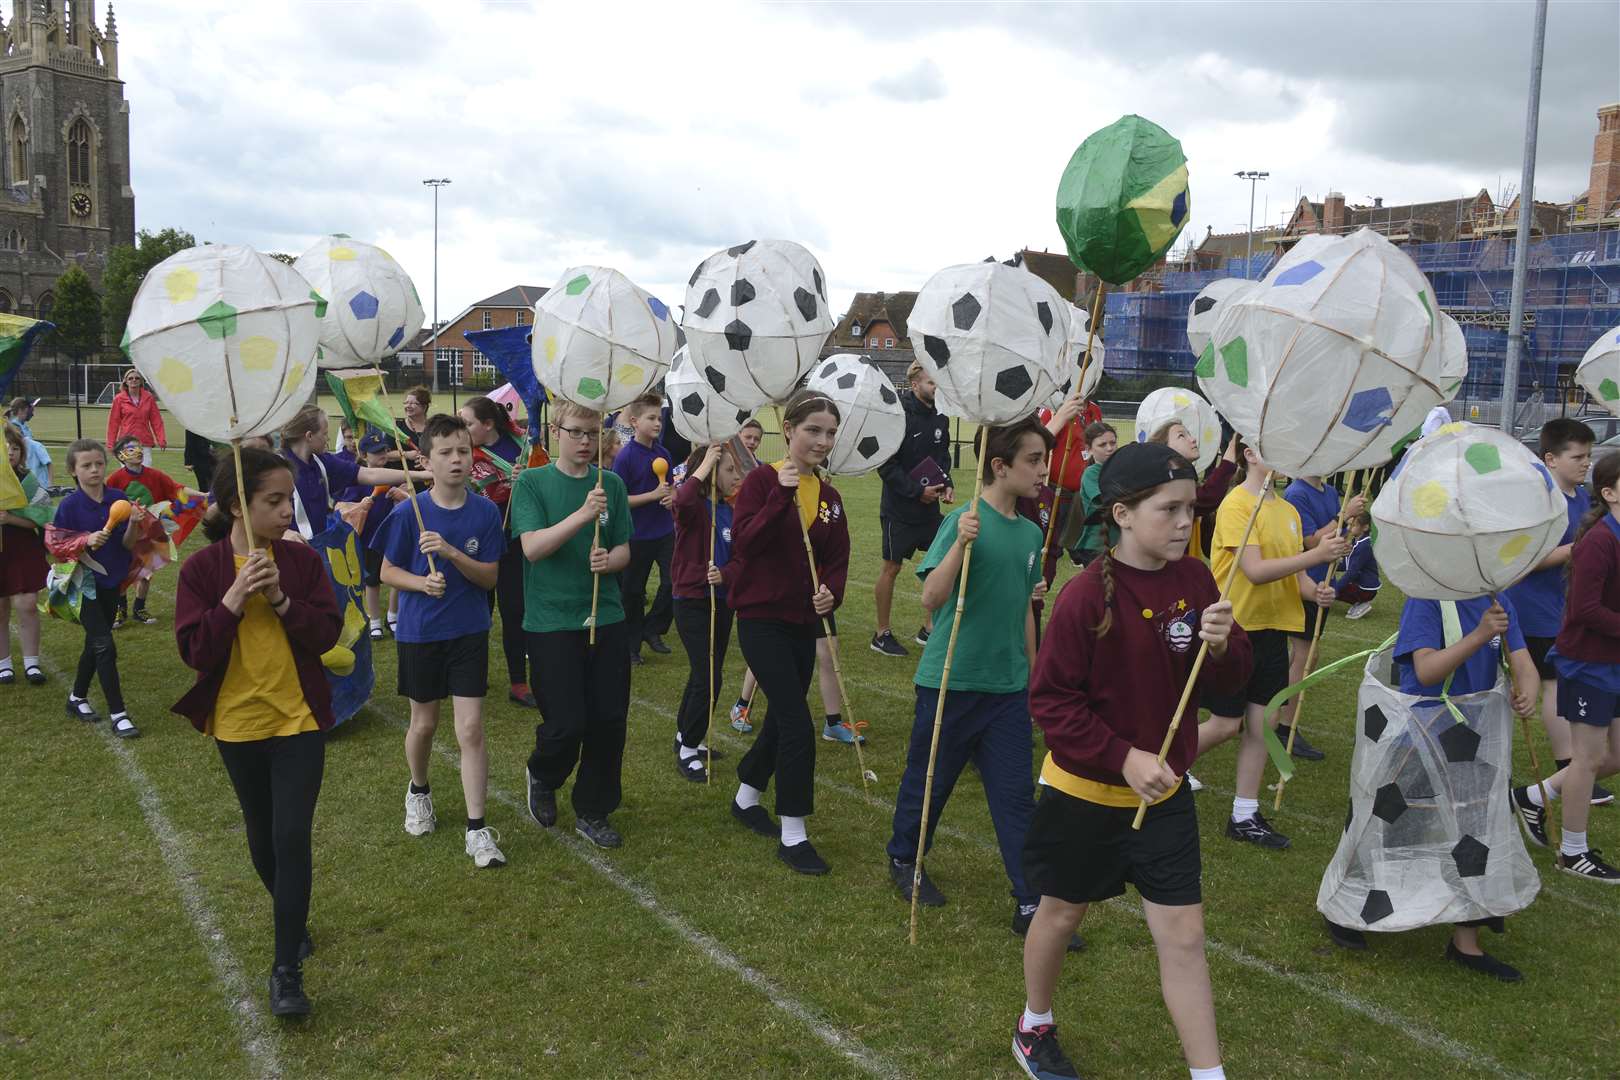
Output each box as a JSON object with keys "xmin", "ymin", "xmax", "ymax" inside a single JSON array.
[{"xmin": 557, "ymin": 425, "xmax": 602, "ymax": 442}]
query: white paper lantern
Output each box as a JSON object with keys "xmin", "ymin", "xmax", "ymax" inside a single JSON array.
[
  {"xmin": 1342, "ymin": 312, "xmax": 1467, "ymax": 471},
  {"xmin": 1575, "ymin": 323, "xmax": 1620, "ymax": 417},
  {"xmin": 1186, "ymin": 278, "xmax": 1257, "ymax": 358},
  {"xmin": 908, "ymin": 262, "xmax": 1069, "ymax": 424},
  {"xmin": 1134, "ymin": 386, "xmax": 1221, "ymax": 472},
  {"xmin": 294, "ymin": 235, "xmax": 425, "ymax": 369},
  {"xmin": 667, "ymin": 347, "xmax": 752, "ymax": 444},
  {"xmin": 532, "ymin": 266, "xmax": 678, "ymax": 411},
  {"xmin": 682, "ymin": 239, "xmax": 834, "ymax": 410},
  {"xmin": 804, "ymin": 353, "xmax": 906, "ymax": 476},
  {"xmin": 123, "ymin": 243, "xmax": 320, "ymax": 441},
  {"xmin": 1370, "ymin": 423, "xmax": 1566, "ymax": 600},
  {"xmin": 1198, "ymin": 228, "xmax": 1444, "ymax": 476},
  {"xmin": 1047, "ymin": 301, "xmax": 1106, "ymax": 409}
]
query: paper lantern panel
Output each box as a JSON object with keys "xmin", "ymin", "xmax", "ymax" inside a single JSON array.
[
  {"xmin": 1576, "ymin": 323, "xmax": 1620, "ymax": 417},
  {"xmin": 804, "ymin": 353, "xmax": 905, "ymax": 476},
  {"xmin": 532, "ymin": 266, "xmax": 678, "ymax": 412},
  {"xmin": 1186, "ymin": 278, "xmax": 1257, "ymax": 359},
  {"xmin": 1055, "ymin": 114, "xmax": 1191, "ymax": 285},
  {"xmin": 1134, "ymin": 386, "xmax": 1221, "ymax": 472},
  {"xmin": 295, "ymin": 235, "xmax": 425, "ymax": 369},
  {"xmin": 667, "ymin": 347, "xmax": 752, "ymax": 445},
  {"xmin": 1343, "ymin": 312, "xmax": 1467, "ymax": 471}
]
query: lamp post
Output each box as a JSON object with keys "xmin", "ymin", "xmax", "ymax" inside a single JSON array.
[
  {"xmin": 1235, "ymin": 170, "xmax": 1269, "ymax": 279},
  {"xmin": 1501, "ymin": 0, "xmax": 1547, "ymax": 436},
  {"xmin": 423, "ymin": 178, "xmax": 451, "ymax": 401}
]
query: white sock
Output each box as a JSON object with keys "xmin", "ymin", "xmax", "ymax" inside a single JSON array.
[
  {"xmin": 369, "ymin": 617, "xmax": 382, "ymax": 629},
  {"xmin": 780, "ymin": 815, "xmax": 808, "ymax": 846},
  {"xmin": 1189, "ymin": 1067, "xmax": 1226, "ymax": 1080},
  {"xmin": 734, "ymin": 783, "xmax": 762, "ymax": 810},
  {"xmin": 679, "ymin": 743, "xmax": 700, "ymax": 761},
  {"xmin": 1562, "ymin": 829, "xmax": 1589, "ymax": 858},
  {"xmin": 110, "ymin": 711, "xmax": 128, "ymax": 722},
  {"xmin": 1231, "ymin": 796, "xmax": 1259, "ymax": 823},
  {"xmin": 22, "ymin": 655, "xmax": 37, "ymax": 669},
  {"xmin": 0, "ymin": 656, "xmax": 11, "ymax": 673},
  {"xmin": 1021, "ymin": 1006, "xmax": 1054, "ymax": 1031},
  {"xmin": 69, "ymin": 693, "xmax": 86, "ymax": 703},
  {"xmin": 1524, "ymin": 781, "xmax": 1560, "ymax": 807}
]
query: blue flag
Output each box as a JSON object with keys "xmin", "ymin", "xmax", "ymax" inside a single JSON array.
[{"xmin": 464, "ymin": 326, "xmax": 547, "ymax": 443}]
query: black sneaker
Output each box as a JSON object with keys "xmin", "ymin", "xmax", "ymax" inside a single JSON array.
[
  {"xmin": 525, "ymin": 767, "xmax": 557, "ymax": 827},
  {"xmin": 777, "ymin": 840, "xmax": 830, "ymax": 875},
  {"xmin": 644, "ymin": 633, "xmax": 672, "ymax": 656},
  {"xmin": 914, "ymin": 626, "xmax": 931, "ymax": 646},
  {"xmin": 889, "ymin": 858, "xmax": 946, "ymax": 907},
  {"xmin": 1012, "ymin": 903, "xmax": 1084, "ymax": 952},
  {"xmin": 1444, "ymin": 941, "xmax": 1522, "ymax": 983},
  {"xmin": 111, "ymin": 608, "xmax": 126, "ymax": 630},
  {"xmin": 732, "ymin": 802, "xmax": 780, "ymax": 838},
  {"xmin": 576, "ymin": 816, "xmax": 623, "ymax": 849},
  {"xmin": 1592, "ymin": 782, "xmax": 1616, "ymax": 807},
  {"xmin": 869, "ymin": 630, "xmax": 908, "ymax": 657},
  {"xmin": 1512, "ymin": 786, "xmax": 1549, "ymax": 849},
  {"xmin": 130, "ymin": 606, "xmax": 157, "ymax": 626},
  {"xmin": 1324, "ymin": 918, "xmax": 1368, "ymax": 950},
  {"xmin": 1276, "ymin": 724, "xmax": 1325, "ymax": 761},
  {"xmin": 268, "ymin": 964, "xmax": 312, "ymax": 1017},
  {"xmin": 1011, "ymin": 1020, "xmax": 1082, "ymax": 1079},
  {"xmin": 1226, "ymin": 812, "xmax": 1291, "ymax": 849},
  {"xmin": 1557, "ymin": 848, "xmax": 1620, "ymax": 884}
]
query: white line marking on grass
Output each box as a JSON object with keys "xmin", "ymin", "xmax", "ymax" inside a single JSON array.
[
  {"xmin": 39, "ymin": 657, "xmax": 283, "ymax": 1080},
  {"xmin": 374, "ymin": 706, "xmax": 907, "ymax": 1080}
]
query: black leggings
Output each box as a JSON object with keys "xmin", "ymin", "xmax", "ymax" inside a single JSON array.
[
  {"xmin": 735, "ymin": 618, "xmax": 818, "ymax": 817},
  {"xmin": 672, "ymin": 596, "xmax": 734, "ymax": 750},
  {"xmin": 73, "ymin": 587, "xmax": 124, "ymax": 713},
  {"xmin": 487, "ymin": 544, "xmax": 529, "ymax": 687},
  {"xmin": 215, "ymin": 730, "xmax": 326, "ymax": 969},
  {"xmin": 526, "ymin": 622, "xmax": 630, "ymax": 817}
]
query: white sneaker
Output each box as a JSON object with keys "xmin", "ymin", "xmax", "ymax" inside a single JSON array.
[
  {"xmin": 404, "ymin": 786, "xmax": 437, "ymax": 836},
  {"xmin": 465, "ymin": 826, "xmax": 507, "ymax": 868},
  {"xmin": 1345, "ymin": 601, "xmax": 1373, "ymax": 621},
  {"xmin": 1186, "ymin": 771, "xmax": 1204, "ymax": 792}
]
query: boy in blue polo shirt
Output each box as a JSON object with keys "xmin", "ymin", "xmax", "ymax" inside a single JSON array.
[
  {"xmin": 376, "ymin": 414, "xmax": 507, "ymax": 869},
  {"xmin": 613, "ymin": 393, "xmax": 676, "ymax": 665}
]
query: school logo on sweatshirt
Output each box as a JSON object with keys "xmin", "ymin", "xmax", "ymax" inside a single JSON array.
[
  {"xmin": 820, "ymin": 499, "xmax": 842, "ymax": 525},
  {"xmin": 1164, "ymin": 601, "xmax": 1196, "ymax": 654}
]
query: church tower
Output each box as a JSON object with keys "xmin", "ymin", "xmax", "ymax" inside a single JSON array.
[{"xmin": 0, "ymin": 0, "xmax": 134, "ymax": 318}]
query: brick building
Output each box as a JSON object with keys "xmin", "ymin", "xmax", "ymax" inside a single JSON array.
[{"xmin": 397, "ymin": 283, "xmax": 548, "ymax": 388}]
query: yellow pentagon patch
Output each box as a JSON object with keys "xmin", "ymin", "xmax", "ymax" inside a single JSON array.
[
  {"xmin": 164, "ymin": 268, "xmax": 199, "ymax": 304},
  {"xmin": 239, "ymin": 335, "xmax": 279, "ymax": 371},
  {"xmin": 329, "ymin": 246, "xmax": 357, "ymax": 261},
  {"xmin": 616, "ymin": 363, "xmax": 646, "ymax": 386},
  {"xmin": 1412, "ymin": 480, "xmax": 1449, "ymax": 519},
  {"xmin": 1438, "ymin": 422, "xmax": 1466, "ymax": 436},
  {"xmin": 544, "ymin": 336, "xmax": 558, "ymax": 363},
  {"xmin": 156, "ymin": 356, "xmax": 193, "ymax": 395},
  {"xmin": 281, "ymin": 361, "xmax": 306, "ymax": 396},
  {"xmin": 1172, "ymin": 393, "xmax": 1191, "ymax": 408},
  {"xmin": 1497, "ymin": 533, "xmax": 1531, "ymax": 564}
]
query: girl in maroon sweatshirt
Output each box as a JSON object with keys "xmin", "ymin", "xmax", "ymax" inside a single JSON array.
[
  {"xmin": 1012, "ymin": 442, "xmax": 1251, "ymax": 1080},
  {"xmin": 725, "ymin": 389, "xmax": 849, "ymax": 876}
]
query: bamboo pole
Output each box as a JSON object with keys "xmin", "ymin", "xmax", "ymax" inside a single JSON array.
[
  {"xmin": 586, "ymin": 428, "xmax": 604, "ymax": 645},
  {"xmin": 707, "ymin": 456, "xmax": 718, "ymax": 784},
  {"xmin": 1133, "ymin": 471, "xmax": 1274, "ymax": 830},
  {"xmin": 910, "ymin": 429, "xmax": 986, "ymax": 945},
  {"xmin": 376, "ymin": 377, "xmax": 436, "ymax": 576},
  {"xmin": 1036, "ymin": 283, "xmax": 1106, "ymax": 570}
]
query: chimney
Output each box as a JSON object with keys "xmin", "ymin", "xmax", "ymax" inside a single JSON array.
[
  {"xmin": 1324, "ymin": 191, "xmax": 1347, "ymax": 233},
  {"xmin": 1589, "ymin": 103, "xmax": 1620, "ymax": 221},
  {"xmin": 1373, "ymin": 196, "xmax": 1384, "ymax": 209}
]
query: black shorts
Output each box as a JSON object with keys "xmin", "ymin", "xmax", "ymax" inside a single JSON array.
[
  {"xmin": 1559, "ymin": 676, "xmax": 1618, "ymax": 729},
  {"xmin": 363, "ymin": 546, "xmax": 384, "ymax": 588},
  {"xmin": 1022, "ymin": 783, "xmax": 1201, "ymax": 907},
  {"xmin": 1203, "ymin": 628, "xmax": 1290, "ymax": 716},
  {"xmin": 396, "ymin": 632, "xmax": 490, "ymax": 702},
  {"xmin": 1525, "ymin": 636, "xmax": 1557, "ymax": 681},
  {"xmin": 881, "ymin": 516, "xmax": 941, "ymax": 563},
  {"xmin": 1290, "ymin": 596, "xmax": 1330, "ymax": 640},
  {"xmin": 815, "ymin": 612, "xmax": 838, "ymax": 639}
]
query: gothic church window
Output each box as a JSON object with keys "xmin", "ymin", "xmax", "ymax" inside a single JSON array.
[
  {"xmin": 68, "ymin": 119, "xmax": 91, "ymax": 185},
  {"xmin": 10, "ymin": 117, "xmax": 26, "ymax": 186}
]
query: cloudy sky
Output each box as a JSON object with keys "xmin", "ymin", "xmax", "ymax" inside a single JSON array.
[{"xmin": 125, "ymin": 0, "xmax": 1618, "ymax": 322}]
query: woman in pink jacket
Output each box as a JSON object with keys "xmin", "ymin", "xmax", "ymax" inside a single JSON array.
[{"xmin": 106, "ymin": 369, "xmax": 166, "ymax": 464}]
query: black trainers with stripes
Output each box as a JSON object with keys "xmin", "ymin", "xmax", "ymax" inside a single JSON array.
[
  {"xmin": 1512, "ymin": 786, "xmax": 1549, "ymax": 848},
  {"xmin": 1557, "ymin": 848, "xmax": 1620, "ymax": 884},
  {"xmin": 1226, "ymin": 812, "xmax": 1291, "ymax": 849}
]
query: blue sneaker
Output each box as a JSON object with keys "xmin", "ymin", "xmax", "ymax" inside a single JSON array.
[{"xmin": 822, "ymin": 721, "xmax": 866, "ymax": 745}]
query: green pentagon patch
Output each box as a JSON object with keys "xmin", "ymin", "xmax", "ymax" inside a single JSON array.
[
  {"xmin": 198, "ymin": 300, "xmax": 238, "ymax": 340},
  {"xmin": 1464, "ymin": 442, "xmax": 1501, "ymax": 475},
  {"xmin": 1220, "ymin": 337, "xmax": 1249, "ymax": 387},
  {"xmin": 1600, "ymin": 377, "xmax": 1620, "ymax": 401},
  {"xmin": 566, "ymin": 274, "xmax": 591, "ymax": 296},
  {"xmin": 310, "ymin": 289, "xmax": 328, "ymax": 319},
  {"xmin": 1195, "ymin": 341, "xmax": 1216, "ymax": 380},
  {"xmin": 575, "ymin": 376, "xmax": 606, "ymax": 400}
]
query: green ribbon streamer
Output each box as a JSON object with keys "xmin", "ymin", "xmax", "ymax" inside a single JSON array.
[{"xmin": 1260, "ymin": 631, "xmax": 1400, "ymax": 782}]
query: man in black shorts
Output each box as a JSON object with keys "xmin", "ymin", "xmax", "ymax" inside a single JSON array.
[{"xmin": 872, "ymin": 362, "xmax": 952, "ymax": 657}]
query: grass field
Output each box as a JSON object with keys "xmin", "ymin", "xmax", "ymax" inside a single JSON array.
[{"xmin": 3, "ymin": 433, "xmax": 1618, "ymax": 1080}]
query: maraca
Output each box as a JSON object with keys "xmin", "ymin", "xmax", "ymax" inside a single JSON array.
[
  {"xmin": 652, "ymin": 457, "xmax": 669, "ymax": 484},
  {"xmin": 105, "ymin": 501, "xmax": 133, "ymax": 527}
]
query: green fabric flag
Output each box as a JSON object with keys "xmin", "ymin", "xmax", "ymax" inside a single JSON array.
[
  {"xmin": 0, "ymin": 313, "xmax": 53, "ymax": 400},
  {"xmin": 324, "ymin": 369, "xmax": 398, "ymax": 440}
]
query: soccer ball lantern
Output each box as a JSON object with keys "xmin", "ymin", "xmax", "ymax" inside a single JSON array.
[
  {"xmin": 531, "ymin": 266, "xmax": 678, "ymax": 411},
  {"xmin": 1371, "ymin": 423, "xmax": 1567, "ymax": 600},
  {"xmin": 682, "ymin": 239, "xmax": 834, "ymax": 410},
  {"xmin": 666, "ymin": 346, "xmax": 752, "ymax": 445},
  {"xmin": 804, "ymin": 353, "xmax": 905, "ymax": 476},
  {"xmin": 908, "ymin": 262, "xmax": 1069, "ymax": 424},
  {"xmin": 294, "ymin": 235, "xmax": 425, "ymax": 369},
  {"xmin": 1134, "ymin": 386, "xmax": 1222, "ymax": 472},
  {"xmin": 123, "ymin": 243, "xmax": 321, "ymax": 442},
  {"xmin": 1576, "ymin": 323, "xmax": 1620, "ymax": 417},
  {"xmin": 1343, "ymin": 311, "xmax": 1467, "ymax": 472},
  {"xmin": 1185, "ymin": 278, "xmax": 1257, "ymax": 359}
]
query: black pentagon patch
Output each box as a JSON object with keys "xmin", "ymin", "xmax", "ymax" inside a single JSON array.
[
  {"xmin": 680, "ymin": 391, "xmax": 705, "ymax": 417},
  {"xmin": 703, "ymin": 365, "xmax": 726, "ymax": 393},
  {"xmin": 813, "ymin": 267, "xmax": 825, "ymax": 300},
  {"xmin": 724, "ymin": 320, "xmax": 752, "ymax": 351},
  {"xmin": 836, "ymin": 372, "xmax": 857, "ymax": 391},
  {"xmin": 952, "ymin": 292, "xmax": 982, "ymax": 331},
  {"xmin": 735, "ymin": 409, "xmax": 750, "ymax": 424},
  {"xmin": 1193, "ymin": 296, "xmax": 1217, "ymax": 316},
  {"xmin": 1036, "ymin": 301, "xmax": 1053, "ymax": 335},
  {"xmin": 857, "ymin": 435, "xmax": 881, "ymax": 459},
  {"xmin": 1360, "ymin": 889, "xmax": 1393, "ymax": 924},
  {"xmin": 727, "ymin": 240, "xmax": 757, "ymax": 257},
  {"xmin": 994, "ymin": 364, "xmax": 1034, "ymax": 401},
  {"xmin": 674, "ymin": 324, "xmax": 687, "ymax": 350},
  {"xmin": 820, "ymin": 361, "xmax": 838, "ymax": 379},
  {"xmin": 924, "ymin": 334, "xmax": 950, "ymax": 367},
  {"xmin": 694, "ymin": 288, "xmax": 720, "ymax": 319},
  {"xmin": 1438, "ymin": 722, "xmax": 1482, "ymax": 764},
  {"xmin": 1452, "ymin": 835, "xmax": 1489, "ymax": 878},
  {"xmin": 878, "ymin": 384, "xmax": 897, "ymax": 405},
  {"xmin": 1363, "ymin": 704, "xmax": 1389, "ymax": 742},
  {"xmin": 731, "ymin": 279, "xmax": 756, "ymax": 306},
  {"xmin": 1372, "ymin": 782, "xmax": 1408, "ymax": 824},
  {"xmin": 689, "ymin": 262, "xmax": 703, "ymax": 288},
  {"xmin": 795, "ymin": 287, "xmax": 817, "ymax": 322}
]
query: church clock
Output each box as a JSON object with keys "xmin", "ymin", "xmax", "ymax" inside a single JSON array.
[{"xmin": 70, "ymin": 192, "xmax": 93, "ymax": 218}]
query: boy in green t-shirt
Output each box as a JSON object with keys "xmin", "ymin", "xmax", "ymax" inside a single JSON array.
[
  {"xmin": 510, "ymin": 402, "xmax": 633, "ymax": 850},
  {"xmin": 887, "ymin": 416, "xmax": 1080, "ymax": 945}
]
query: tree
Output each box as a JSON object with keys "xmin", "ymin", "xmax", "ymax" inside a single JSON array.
[
  {"xmin": 101, "ymin": 226, "xmax": 197, "ymax": 347},
  {"xmin": 49, "ymin": 265, "xmax": 103, "ymax": 359}
]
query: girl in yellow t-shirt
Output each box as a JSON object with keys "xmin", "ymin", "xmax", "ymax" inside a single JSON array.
[{"xmin": 1197, "ymin": 437, "xmax": 1347, "ymax": 851}]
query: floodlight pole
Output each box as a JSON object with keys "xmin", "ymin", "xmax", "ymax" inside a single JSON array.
[
  {"xmin": 424, "ymin": 178, "xmax": 451, "ymax": 399},
  {"xmin": 1501, "ymin": 0, "xmax": 1547, "ymax": 436},
  {"xmin": 1236, "ymin": 171, "xmax": 1269, "ymax": 279}
]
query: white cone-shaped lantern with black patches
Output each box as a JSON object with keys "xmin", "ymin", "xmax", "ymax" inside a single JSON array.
[
  {"xmin": 681, "ymin": 239, "xmax": 834, "ymax": 410},
  {"xmin": 295, "ymin": 235, "xmax": 425, "ymax": 369},
  {"xmin": 1185, "ymin": 277, "xmax": 1257, "ymax": 358},
  {"xmin": 1370, "ymin": 422, "xmax": 1566, "ymax": 600},
  {"xmin": 908, "ymin": 262, "xmax": 1069, "ymax": 424},
  {"xmin": 1198, "ymin": 228, "xmax": 1446, "ymax": 475},
  {"xmin": 1575, "ymin": 322, "xmax": 1620, "ymax": 418},
  {"xmin": 1134, "ymin": 386, "xmax": 1221, "ymax": 472},
  {"xmin": 666, "ymin": 346, "xmax": 752, "ymax": 445},
  {"xmin": 123, "ymin": 243, "xmax": 321, "ymax": 441},
  {"xmin": 804, "ymin": 353, "xmax": 906, "ymax": 477},
  {"xmin": 531, "ymin": 266, "xmax": 678, "ymax": 411}
]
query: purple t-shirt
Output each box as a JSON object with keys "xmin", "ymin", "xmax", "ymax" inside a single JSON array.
[
  {"xmin": 612, "ymin": 438, "xmax": 674, "ymax": 542},
  {"xmin": 285, "ymin": 450, "xmax": 360, "ymax": 537},
  {"xmin": 1284, "ymin": 478, "xmax": 1341, "ymax": 584},
  {"xmin": 54, "ymin": 487, "xmax": 133, "ymax": 589}
]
